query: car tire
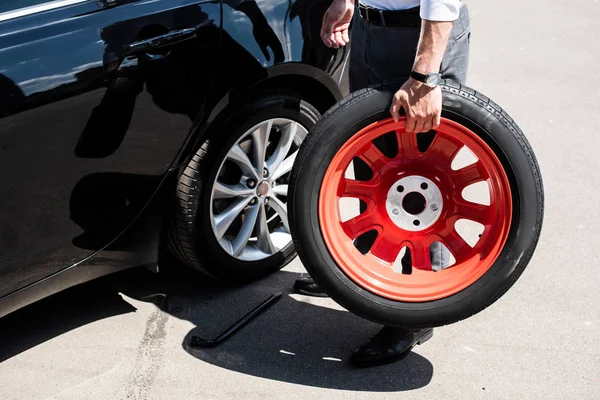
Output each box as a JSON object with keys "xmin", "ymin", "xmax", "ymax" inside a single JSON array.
[
  {"xmin": 289, "ymin": 79, "xmax": 544, "ymax": 328},
  {"xmin": 168, "ymin": 91, "xmax": 321, "ymax": 281}
]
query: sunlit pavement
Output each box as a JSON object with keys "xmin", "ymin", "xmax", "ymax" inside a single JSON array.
[{"xmin": 0, "ymin": 1, "xmax": 598, "ymax": 399}]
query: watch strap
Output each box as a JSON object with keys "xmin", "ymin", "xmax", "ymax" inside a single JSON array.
[{"xmin": 410, "ymin": 70, "xmax": 429, "ymax": 83}]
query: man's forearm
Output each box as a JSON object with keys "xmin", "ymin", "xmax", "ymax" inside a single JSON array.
[{"xmin": 412, "ymin": 19, "xmax": 454, "ymax": 74}]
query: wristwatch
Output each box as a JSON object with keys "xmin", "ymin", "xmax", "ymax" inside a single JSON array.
[{"xmin": 410, "ymin": 70, "xmax": 442, "ymax": 88}]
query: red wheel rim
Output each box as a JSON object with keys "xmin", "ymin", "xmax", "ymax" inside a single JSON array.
[{"xmin": 318, "ymin": 117, "xmax": 512, "ymax": 302}]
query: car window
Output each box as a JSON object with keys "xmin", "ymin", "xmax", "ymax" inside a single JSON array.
[{"xmin": 0, "ymin": 0, "xmax": 88, "ymax": 21}]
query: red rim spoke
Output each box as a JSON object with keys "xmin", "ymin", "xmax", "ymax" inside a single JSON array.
[
  {"xmin": 359, "ymin": 142, "xmax": 389, "ymax": 173},
  {"xmin": 454, "ymin": 201, "xmax": 489, "ymax": 223},
  {"xmin": 370, "ymin": 234, "xmax": 403, "ymax": 263},
  {"xmin": 409, "ymin": 240, "xmax": 432, "ymax": 271},
  {"xmin": 439, "ymin": 230, "xmax": 472, "ymax": 260},
  {"xmin": 396, "ymin": 130, "xmax": 418, "ymax": 161},
  {"xmin": 450, "ymin": 162, "xmax": 487, "ymax": 189},
  {"xmin": 427, "ymin": 134, "xmax": 463, "ymax": 169},
  {"xmin": 339, "ymin": 178, "xmax": 378, "ymax": 199},
  {"xmin": 341, "ymin": 210, "xmax": 379, "ymax": 239}
]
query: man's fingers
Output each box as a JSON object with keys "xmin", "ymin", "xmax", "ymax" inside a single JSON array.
[
  {"xmin": 405, "ymin": 115, "xmax": 417, "ymax": 133},
  {"xmin": 321, "ymin": 31, "xmax": 332, "ymax": 47},
  {"xmin": 404, "ymin": 104, "xmax": 417, "ymax": 132},
  {"xmin": 390, "ymin": 103, "xmax": 400, "ymax": 123},
  {"xmin": 333, "ymin": 31, "xmax": 344, "ymax": 47},
  {"xmin": 341, "ymin": 28, "xmax": 350, "ymax": 43},
  {"xmin": 321, "ymin": 17, "xmax": 333, "ymax": 47},
  {"xmin": 422, "ymin": 119, "xmax": 433, "ymax": 133},
  {"xmin": 330, "ymin": 33, "xmax": 339, "ymax": 48},
  {"xmin": 334, "ymin": 30, "xmax": 349, "ymax": 46},
  {"xmin": 413, "ymin": 116, "xmax": 426, "ymax": 133},
  {"xmin": 432, "ymin": 113, "xmax": 441, "ymax": 130},
  {"xmin": 389, "ymin": 94, "xmax": 403, "ymax": 122}
]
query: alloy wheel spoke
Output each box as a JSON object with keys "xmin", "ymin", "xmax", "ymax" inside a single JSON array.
[
  {"xmin": 358, "ymin": 142, "xmax": 390, "ymax": 174},
  {"xmin": 230, "ymin": 204, "xmax": 259, "ymax": 257},
  {"xmin": 267, "ymin": 195, "xmax": 290, "ymax": 233},
  {"xmin": 409, "ymin": 240, "xmax": 432, "ymax": 271},
  {"xmin": 454, "ymin": 201, "xmax": 488, "ymax": 223},
  {"xmin": 214, "ymin": 196, "xmax": 253, "ymax": 240},
  {"xmin": 251, "ymin": 120, "xmax": 273, "ymax": 171},
  {"xmin": 339, "ymin": 178, "xmax": 378, "ymax": 199},
  {"xmin": 266, "ymin": 122, "xmax": 298, "ymax": 176},
  {"xmin": 227, "ymin": 145, "xmax": 259, "ymax": 179},
  {"xmin": 272, "ymin": 184, "xmax": 288, "ymax": 196},
  {"xmin": 341, "ymin": 210, "xmax": 379, "ymax": 239},
  {"xmin": 396, "ymin": 130, "xmax": 419, "ymax": 161},
  {"xmin": 213, "ymin": 181, "xmax": 254, "ymax": 199},
  {"xmin": 439, "ymin": 229, "xmax": 472, "ymax": 261},
  {"xmin": 427, "ymin": 134, "xmax": 463, "ymax": 169},
  {"xmin": 256, "ymin": 203, "xmax": 277, "ymax": 254},
  {"xmin": 271, "ymin": 150, "xmax": 297, "ymax": 181},
  {"xmin": 450, "ymin": 162, "xmax": 487, "ymax": 189},
  {"xmin": 369, "ymin": 234, "xmax": 403, "ymax": 264}
]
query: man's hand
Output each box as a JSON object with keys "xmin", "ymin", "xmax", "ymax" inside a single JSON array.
[
  {"xmin": 389, "ymin": 19, "xmax": 454, "ymax": 132},
  {"xmin": 321, "ymin": 0, "xmax": 354, "ymax": 48},
  {"xmin": 390, "ymin": 78, "xmax": 442, "ymax": 133}
]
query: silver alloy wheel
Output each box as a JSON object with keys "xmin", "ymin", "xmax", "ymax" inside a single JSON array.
[{"xmin": 210, "ymin": 118, "xmax": 308, "ymax": 261}]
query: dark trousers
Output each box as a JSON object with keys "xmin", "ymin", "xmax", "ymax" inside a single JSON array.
[
  {"xmin": 349, "ymin": 4, "xmax": 471, "ymax": 91},
  {"xmin": 349, "ymin": 4, "xmax": 471, "ymax": 271}
]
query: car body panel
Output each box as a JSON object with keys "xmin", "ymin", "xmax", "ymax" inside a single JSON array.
[
  {"xmin": 0, "ymin": 0, "xmax": 349, "ymax": 317},
  {"xmin": 0, "ymin": 0, "xmax": 221, "ymax": 299}
]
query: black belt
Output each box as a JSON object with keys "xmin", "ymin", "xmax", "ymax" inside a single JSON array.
[{"xmin": 358, "ymin": 4, "xmax": 422, "ymax": 28}]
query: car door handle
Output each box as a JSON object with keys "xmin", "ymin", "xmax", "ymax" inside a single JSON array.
[{"xmin": 122, "ymin": 21, "xmax": 212, "ymax": 57}]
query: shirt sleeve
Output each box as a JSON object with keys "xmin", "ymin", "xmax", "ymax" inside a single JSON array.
[{"xmin": 420, "ymin": 0, "xmax": 461, "ymax": 21}]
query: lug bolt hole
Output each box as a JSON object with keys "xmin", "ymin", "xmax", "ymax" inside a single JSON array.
[
  {"xmin": 397, "ymin": 185, "xmax": 404, "ymax": 193},
  {"xmin": 413, "ymin": 220, "xmax": 420, "ymax": 226},
  {"xmin": 421, "ymin": 182, "xmax": 428, "ymax": 190}
]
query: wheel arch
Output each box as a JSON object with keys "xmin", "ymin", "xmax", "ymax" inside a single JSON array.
[
  {"xmin": 209, "ymin": 63, "xmax": 343, "ymax": 123},
  {"xmin": 171, "ymin": 63, "xmax": 343, "ymax": 177}
]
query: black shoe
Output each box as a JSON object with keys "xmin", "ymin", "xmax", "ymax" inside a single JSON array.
[
  {"xmin": 293, "ymin": 277, "xmax": 329, "ymax": 298},
  {"xmin": 349, "ymin": 326, "xmax": 433, "ymax": 367}
]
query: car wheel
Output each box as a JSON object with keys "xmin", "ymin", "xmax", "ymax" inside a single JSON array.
[
  {"xmin": 168, "ymin": 91, "xmax": 321, "ymax": 281},
  {"xmin": 289, "ymin": 80, "xmax": 544, "ymax": 328}
]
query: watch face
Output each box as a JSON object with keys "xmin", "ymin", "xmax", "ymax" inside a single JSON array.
[{"xmin": 426, "ymin": 73, "xmax": 442, "ymax": 87}]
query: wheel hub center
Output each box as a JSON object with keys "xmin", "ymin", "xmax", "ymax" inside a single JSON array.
[
  {"xmin": 256, "ymin": 181, "xmax": 270, "ymax": 197},
  {"xmin": 402, "ymin": 192, "xmax": 427, "ymax": 215},
  {"xmin": 385, "ymin": 176, "xmax": 443, "ymax": 231}
]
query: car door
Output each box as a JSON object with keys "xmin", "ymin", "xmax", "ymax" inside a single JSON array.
[{"xmin": 0, "ymin": 0, "xmax": 221, "ymax": 298}]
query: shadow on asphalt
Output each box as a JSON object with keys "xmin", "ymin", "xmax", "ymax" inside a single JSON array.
[
  {"xmin": 0, "ymin": 263, "xmax": 433, "ymax": 392},
  {"xmin": 0, "ymin": 277, "xmax": 138, "ymax": 364}
]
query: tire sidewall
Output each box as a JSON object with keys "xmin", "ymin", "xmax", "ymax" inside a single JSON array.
[{"xmin": 290, "ymin": 82, "xmax": 543, "ymax": 328}]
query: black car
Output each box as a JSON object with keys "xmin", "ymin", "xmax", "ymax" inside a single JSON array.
[{"xmin": 0, "ymin": 0, "xmax": 349, "ymax": 317}]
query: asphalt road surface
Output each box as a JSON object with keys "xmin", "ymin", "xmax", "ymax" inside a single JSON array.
[{"xmin": 1, "ymin": 1, "xmax": 598, "ymax": 399}]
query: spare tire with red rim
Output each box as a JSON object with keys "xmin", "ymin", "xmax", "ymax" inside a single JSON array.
[{"xmin": 289, "ymin": 80, "xmax": 544, "ymax": 329}]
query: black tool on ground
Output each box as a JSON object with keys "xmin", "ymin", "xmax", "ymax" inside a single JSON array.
[{"xmin": 189, "ymin": 292, "xmax": 282, "ymax": 348}]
